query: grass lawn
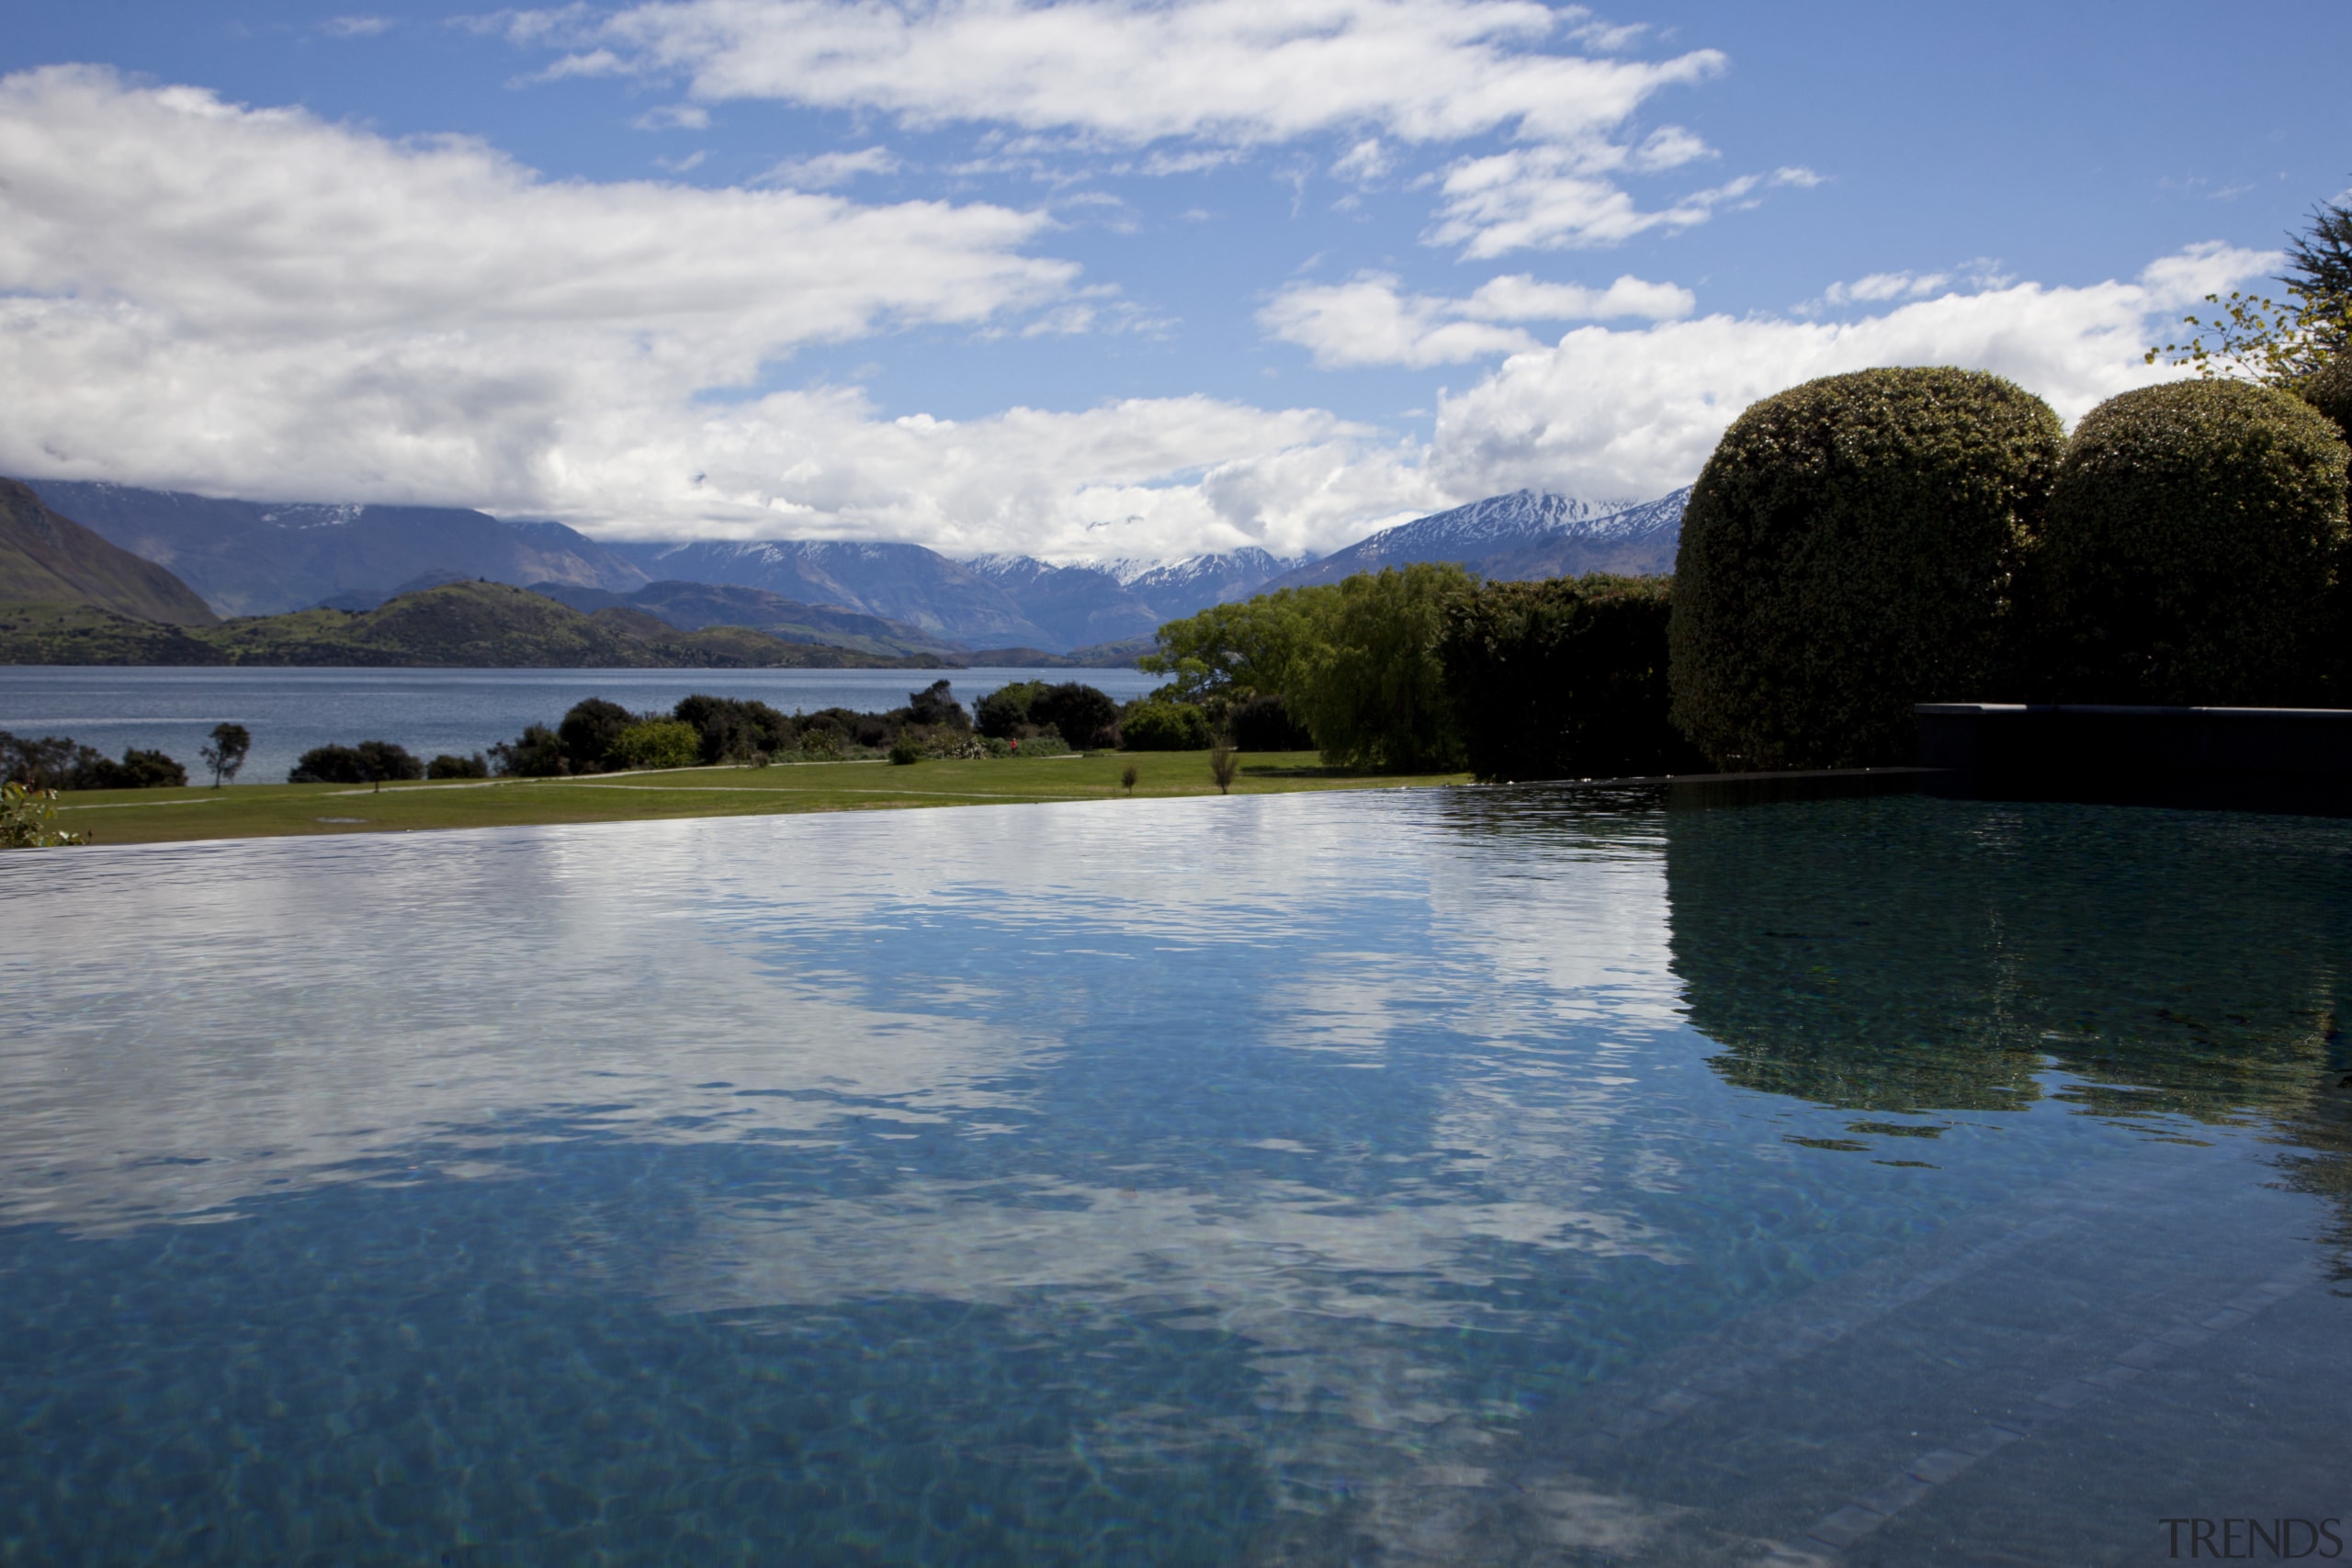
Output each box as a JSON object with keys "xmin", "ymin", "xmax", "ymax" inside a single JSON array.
[{"xmin": 47, "ymin": 750, "xmax": 1473, "ymax": 846}]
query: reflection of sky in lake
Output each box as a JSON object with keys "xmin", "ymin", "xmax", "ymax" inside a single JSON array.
[{"xmin": 5, "ymin": 790, "xmax": 2349, "ymax": 1564}]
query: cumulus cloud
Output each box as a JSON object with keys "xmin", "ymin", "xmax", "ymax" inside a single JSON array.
[
  {"xmin": 1430, "ymin": 244, "xmax": 2278, "ymax": 500},
  {"xmin": 481, "ymin": 0, "xmax": 1786, "ymax": 254},
  {"xmin": 1261, "ymin": 269, "xmax": 1693, "ymax": 367},
  {"xmin": 0, "ymin": 66, "xmax": 2273, "ymax": 562}
]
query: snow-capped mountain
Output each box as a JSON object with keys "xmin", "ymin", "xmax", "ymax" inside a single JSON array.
[
  {"xmin": 961, "ymin": 547, "xmax": 1303, "ymax": 649},
  {"xmin": 1472, "ymin": 488, "xmax": 1690, "ymax": 581},
  {"xmin": 1261, "ymin": 488, "xmax": 1687, "ymax": 592},
  {"xmin": 1106, "ymin": 547, "xmax": 1299, "ymax": 604},
  {"xmin": 613, "ymin": 538, "xmax": 1057, "ymax": 647}
]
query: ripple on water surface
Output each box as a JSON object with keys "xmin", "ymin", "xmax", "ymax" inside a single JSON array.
[{"xmin": 4, "ymin": 788, "xmax": 2348, "ymax": 1565}]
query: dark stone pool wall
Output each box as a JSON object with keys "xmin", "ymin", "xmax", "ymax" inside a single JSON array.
[{"xmin": 1917, "ymin": 702, "xmax": 2352, "ymax": 816}]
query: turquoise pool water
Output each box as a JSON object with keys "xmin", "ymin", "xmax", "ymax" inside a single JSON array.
[{"xmin": 4, "ymin": 789, "xmax": 2347, "ymax": 1565}]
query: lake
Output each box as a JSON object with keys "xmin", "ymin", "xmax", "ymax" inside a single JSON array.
[
  {"xmin": 3, "ymin": 787, "xmax": 2347, "ymax": 1564},
  {"xmin": 0, "ymin": 665, "xmax": 1163, "ymax": 784}
]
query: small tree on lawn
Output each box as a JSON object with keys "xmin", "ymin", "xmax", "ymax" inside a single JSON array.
[{"xmin": 199, "ymin": 723, "xmax": 251, "ymax": 788}]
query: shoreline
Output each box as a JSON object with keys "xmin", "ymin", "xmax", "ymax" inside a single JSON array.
[{"xmin": 40, "ymin": 750, "xmax": 1471, "ymax": 846}]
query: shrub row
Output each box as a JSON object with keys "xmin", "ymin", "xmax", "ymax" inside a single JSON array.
[{"xmin": 1670, "ymin": 366, "xmax": 2352, "ymax": 768}]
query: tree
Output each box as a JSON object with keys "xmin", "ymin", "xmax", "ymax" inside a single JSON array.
[
  {"xmin": 1028, "ymin": 682, "xmax": 1119, "ymax": 750},
  {"xmin": 1291, "ymin": 562, "xmax": 1474, "ymax": 771},
  {"xmin": 1139, "ymin": 588, "xmax": 1337, "ymax": 705},
  {"xmin": 2147, "ymin": 189, "xmax": 2352, "ymax": 384},
  {"xmin": 557, "ymin": 698, "xmax": 635, "ymax": 773},
  {"xmin": 902, "ymin": 680, "xmax": 968, "ymax": 729},
  {"xmin": 198, "ymin": 723, "xmax": 251, "ymax": 787}
]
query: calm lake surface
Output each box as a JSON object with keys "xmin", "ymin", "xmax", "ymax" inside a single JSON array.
[
  {"xmin": 5, "ymin": 788, "xmax": 2348, "ymax": 1565},
  {"xmin": 0, "ymin": 665, "xmax": 1160, "ymax": 783}
]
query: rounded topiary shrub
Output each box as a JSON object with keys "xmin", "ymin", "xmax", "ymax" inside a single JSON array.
[
  {"xmin": 1669, "ymin": 367, "xmax": 2064, "ymax": 770},
  {"xmin": 2037, "ymin": 378, "xmax": 2349, "ymax": 705},
  {"xmin": 2301, "ymin": 351, "xmax": 2352, "ymax": 447}
]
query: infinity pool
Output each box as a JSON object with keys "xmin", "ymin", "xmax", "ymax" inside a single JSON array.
[{"xmin": 4, "ymin": 789, "xmax": 2347, "ymax": 1565}]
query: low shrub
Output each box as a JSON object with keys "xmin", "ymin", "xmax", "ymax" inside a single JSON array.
[
  {"xmin": 557, "ymin": 698, "xmax": 634, "ymax": 773},
  {"xmin": 1669, "ymin": 367, "xmax": 2065, "ymax": 769},
  {"xmin": 427, "ymin": 752, "xmax": 489, "ymax": 779},
  {"xmin": 75, "ymin": 749, "xmax": 188, "ymax": 790},
  {"xmin": 609, "ymin": 719, "xmax": 703, "ymax": 771},
  {"xmin": 1440, "ymin": 575, "xmax": 1703, "ymax": 782},
  {"xmin": 289, "ymin": 740, "xmax": 423, "ymax": 784},
  {"xmin": 673, "ymin": 694, "xmax": 794, "ymax": 763},
  {"xmin": 2035, "ymin": 378, "xmax": 2350, "ymax": 704},
  {"xmin": 1228, "ymin": 693, "xmax": 1311, "ymax": 751},
  {"xmin": 1119, "ymin": 701, "xmax": 1214, "ymax": 750},
  {"xmin": 490, "ymin": 724, "xmax": 568, "ymax": 777},
  {"xmin": 888, "ymin": 737, "xmax": 923, "ymax": 765},
  {"xmin": 1029, "ymin": 682, "xmax": 1119, "ymax": 750}
]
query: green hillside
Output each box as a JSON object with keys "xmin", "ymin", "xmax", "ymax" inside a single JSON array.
[
  {"xmin": 0, "ymin": 479, "xmax": 220, "ymax": 626},
  {"xmin": 0, "ymin": 581, "xmax": 949, "ymax": 668}
]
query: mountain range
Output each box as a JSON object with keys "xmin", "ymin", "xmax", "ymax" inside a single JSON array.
[
  {"xmin": 1259, "ymin": 489, "xmax": 1688, "ymax": 592},
  {"xmin": 14, "ymin": 477, "xmax": 1690, "ymax": 656}
]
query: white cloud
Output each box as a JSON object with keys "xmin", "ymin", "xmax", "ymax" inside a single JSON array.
[
  {"xmin": 322, "ymin": 15, "xmax": 393, "ymax": 37},
  {"xmin": 1429, "ymin": 244, "xmax": 2278, "ymax": 500},
  {"xmin": 631, "ymin": 101, "xmax": 711, "ymax": 130},
  {"xmin": 1429, "ymin": 152, "xmax": 1817, "ymax": 257},
  {"xmin": 1330, "ymin": 137, "xmax": 1393, "ymax": 186},
  {"xmin": 760, "ymin": 144, "xmax": 899, "ymax": 188},
  {"xmin": 0, "ymin": 67, "xmax": 2278, "ymax": 565},
  {"xmin": 1261, "ymin": 269, "xmax": 1693, "ymax": 367},
  {"xmin": 486, "ymin": 0, "xmax": 1758, "ymax": 254}
]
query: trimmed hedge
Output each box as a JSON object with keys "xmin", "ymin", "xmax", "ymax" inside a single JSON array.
[
  {"xmin": 2301, "ymin": 351, "xmax": 2352, "ymax": 447},
  {"xmin": 1668, "ymin": 367, "xmax": 2064, "ymax": 769},
  {"xmin": 2036, "ymin": 378, "xmax": 2350, "ymax": 705},
  {"xmin": 1439, "ymin": 574, "xmax": 1702, "ymax": 782}
]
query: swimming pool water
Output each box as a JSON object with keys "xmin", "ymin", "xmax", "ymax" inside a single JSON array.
[{"xmin": 4, "ymin": 788, "xmax": 2347, "ymax": 1564}]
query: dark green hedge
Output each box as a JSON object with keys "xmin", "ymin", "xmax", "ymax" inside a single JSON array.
[
  {"xmin": 2301, "ymin": 351, "xmax": 2352, "ymax": 447},
  {"xmin": 1439, "ymin": 574, "xmax": 1702, "ymax": 782},
  {"xmin": 2035, "ymin": 378, "xmax": 2349, "ymax": 705},
  {"xmin": 1668, "ymin": 367, "xmax": 2064, "ymax": 769}
]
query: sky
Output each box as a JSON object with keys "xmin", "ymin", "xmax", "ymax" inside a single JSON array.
[{"xmin": 2, "ymin": 0, "xmax": 2348, "ymax": 562}]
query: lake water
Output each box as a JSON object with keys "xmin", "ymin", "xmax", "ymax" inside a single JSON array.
[
  {"xmin": 0, "ymin": 666, "xmax": 1162, "ymax": 784},
  {"xmin": 4, "ymin": 788, "xmax": 2348, "ymax": 1565}
]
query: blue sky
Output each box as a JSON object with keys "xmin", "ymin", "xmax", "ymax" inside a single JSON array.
[{"xmin": 3, "ymin": 1, "xmax": 2347, "ymax": 560}]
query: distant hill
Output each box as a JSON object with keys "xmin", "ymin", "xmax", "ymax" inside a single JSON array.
[
  {"xmin": 25, "ymin": 480, "xmax": 649, "ymax": 615},
  {"xmin": 0, "ymin": 581, "xmax": 948, "ymax": 668},
  {"xmin": 615, "ymin": 539, "xmax": 1056, "ymax": 649},
  {"xmin": 0, "ymin": 479, "xmax": 219, "ymax": 626},
  {"xmin": 529, "ymin": 580, "xmax": 960, "ymax": 660},
  {"xmin": 1259, "ymin": 490, "xmax": 1683, "ymax": 592},
  {"xmin": 962, "ymin": 637, "xmax": 1155, "ymax": 669}
]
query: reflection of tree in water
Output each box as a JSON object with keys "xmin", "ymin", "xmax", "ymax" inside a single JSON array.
[{"xmin": 1663, "ymin": 795, "xmax": 2351, "ymax": 1136}]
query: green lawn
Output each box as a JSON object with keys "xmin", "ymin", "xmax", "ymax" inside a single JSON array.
[{"xmin": 49, "ymin": 750, "xmax": 1471, "ymax": 845}]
